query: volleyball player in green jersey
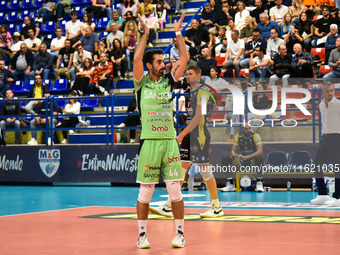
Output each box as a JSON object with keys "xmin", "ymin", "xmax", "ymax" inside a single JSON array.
[{"xmin": 134, "ymin": 13, "xmax": 189, "ymax": 249}]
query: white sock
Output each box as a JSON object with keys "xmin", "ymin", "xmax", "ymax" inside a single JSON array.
[
  {"xmin": 138, "ymin": 220, "xmax": 147, "ymax": 235},
  {"xmin": 165, "ymin": 197, "xmax": 172, "ymax": 208},
  {"xmin": 212, "ymin": 199, "xmax": 220, "ymax": 208},
  {"xmin": 175, "ymin": 219, "xmax": 184, "ymax": 234}
]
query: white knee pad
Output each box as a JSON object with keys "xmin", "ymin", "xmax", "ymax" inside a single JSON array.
[
  {"xmin": 137, "ymin": 184, "xmax": 155, "ymax": 204},
  {"xmin": 199, "ymin": 165, "xmax": 214, "ymax": 180},
  {"xmin": 166, "ymin": 181, "xmax": 183, "ymax": 202}
]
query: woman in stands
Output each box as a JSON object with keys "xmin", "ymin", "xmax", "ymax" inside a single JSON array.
[
  {"xmin": 122, "ymin": 0, "xmax": 138, "ymax": 18},
  {"xmin": 234, "ymin": 1, "xmax": 250, "ymax": 29},
  {"xmin": 124, "ymin": 20, "xmax": 140, "ymax": 71},
  {"xmin": 289, "ymin": 0, "xmax": 306, "ymax": 22},
  {"xmin": 280, "ymin": 13, "xmax": 293, "ymax": 39},
  {"xmin": 155, "ymin": 1, "xmax": 167, "ymax": 32},
  {"xmin": 240, "ymin": 16, "xmax": 256, "ymax": 42},
  {"xmin": 57, "ymin": 90, "xmax": 81, "ymax": 144},
  {"xmin": 72, "ymin": 58, "xmax": 95, "ymax": 95},
  {"xmin": 0, "ymin": 25, "xmax": 13, "ymax": 49},
  {"xmin": 335, "ymin": 9, "xmax": 340, "ymax": 28},
  {"xmin": 205, "ymin": 67, "xmax": 229, "ymax": 92},
  {"xmin": 293, "ymin": 12, "xmax": 314, "ymax": 52},
  {"xmin": 111, "ymin": 38, "xmax": 128, "ymax": 80},
  {"xmin": 80, "ymin": 13, "xmax": 96, "ymax": 36},
  {"xmin": 93, "ymin": 40, "xmax": 111, "ymax": 64}
]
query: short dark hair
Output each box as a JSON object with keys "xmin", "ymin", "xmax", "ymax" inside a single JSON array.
[
  {"xmin": 253, "ymin": 28, "xmax": 261, "ymax": 33},
  {"xmin": 55, "ymin": 26, "xmax": 62, "ymax": 32},
  {"xmin": 257, "ymin": 46, "xmax": 266, "ymax": 54},
  {"xmin": 70, "ymin": 10, "xmax": 78, "ymax": 16},
  {"xmin": 322, "ymin": 5, "xmax": 331, "ymax": 11},
  {"xmin": 143, "ymin": 49, "xmax": 164, "ymax": 69},
  {"xmin": 187, "ymin": 65, "xmax": 201, "ymax": 74},
  {"xmin": 271, "ymin": 28, "xmax": 279, "ymax": 34}
]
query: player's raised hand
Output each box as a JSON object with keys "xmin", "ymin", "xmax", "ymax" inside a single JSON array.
[
  {"xmin": 138, "ymin": 14, "xmax": 149, "ymax": 34},
  {"xmin": 174, "ymin": 12, "xmax": 185, "ymax": 32}
]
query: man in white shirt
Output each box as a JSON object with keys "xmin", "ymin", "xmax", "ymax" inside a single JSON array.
[
  {"xmin": 311, "ymin": 83, "xmax": 340, "ymax": 207},
  {"xmin": 223, "ymin": 29, "xmax": 245, "ymax": 77},
  {"xmin": 106, "ymin": 22, "xmax": 125, "ymax": 50},
  {"xmin": 249, "ymin": 46, "xmax": 271, "ymax": 82},
  {"xmin": 65, "ymin": 10, "xmax": 82, "ymax": 45},
  {"xmin": 270, "ymin": 0, "xmax": 289, "ymax": 25},
  {"xmin": 139, "ymin": 6, "xmax": 157, "ymax": 47},
  {"xmin": 50, "ymin": 26, "xmax": 66, "ymax": 62},
  {"xmin": 10, "ymin": 32, "xmax": 23, "ymax": 54},
  {"xmin": 71, "ymin": 44, "xmax": 92, "ymax": 78},
  {"xmin": 23, "ymin": 28, "xmax": 42, "ymax": 54},
  {"xmin": 267, "ymin": 28, "xmax": 285, "ymax": 57}
]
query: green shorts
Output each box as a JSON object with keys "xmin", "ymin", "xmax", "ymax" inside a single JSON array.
[{"xmin": 137, "ymin": 139, "xmax": 182, "ymax": 184}]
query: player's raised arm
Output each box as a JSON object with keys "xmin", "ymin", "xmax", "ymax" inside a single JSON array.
[
  {"xmin": 133, "ymin": 14, "xmax": 149, "ymax": 82},
  {"xmin": 171, "ymin": 13, "xmax": 189, "ymax": 81}
]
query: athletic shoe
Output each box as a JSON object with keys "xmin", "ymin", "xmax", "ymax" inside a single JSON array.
[
  {"xmin": 104, "ymin": 91, "xmax": 109, "ymax": 96},
  {"xmin": 61, "ymin": 139, "xmax": 68, "ymax": 144},
  {"xmin": 220, "ymin": 181, "xmax": 236, "ymax": 192},
  {"xmin": 149, "ymin": 202, "xmax": 173, "ymax": 217},
  {"xmin": 324, "ymin": 197, "xmax": 340, "ymax": 207},
  {"xmin": 27, "ymin": 138, "xmax": 38, "ymax": 145},
  {"xmin": 147, "ymin": 43, "xmax": 154, "ymax": 47},
  {"xmin": 255, "ymin": 181, "xmax": 264, "ymax": 192},
  {"xmin": 117, "ymin": 123, "xmax": 126, "ymax": 131},
  {"xmin": 182, "ymin": 182, "xmax": 188, "ymax": 191},
  {"xmin": 137, "ymin": 232, "xmax": 150, "ymax": 249},
  {"xmin": 69, "ymin": 130, "xmax": 75, "ymax": 134},
  {"xmin": 198, "ymin": 182, "xmax": 207, "ymax": 190},
  {"xmin": 98, "ymin": 85, "xmax": 105, "ymax": 93},
  {"xmin": 48, "ymin": 138, "xmax": 52, "ymax": 145},
  {"xmin": 171, "ymin": 230, "xmax": 185, "ymax": 248},
  {"xmin": 310, "ymin": 195, "xmax": 331, "ymax": 204},
  {"xmin": 130, "ymin": 139, "xmax": 135, "ymax": 143},
  {"xmin": 200, "ymin": 206, "xmax": 224, "ymax": 218}
]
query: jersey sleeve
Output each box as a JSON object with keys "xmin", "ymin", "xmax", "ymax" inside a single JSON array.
[
  {"xmin": 133, "ymin": 75, "xmax": 147, "ymax": 92},
  {"xmin": 253, "ymin": 133, "xmax": 262, "ymax": 145},
  {"xmin": 233, "ymin": 134, "xmax": 239, "ymax": 145}
]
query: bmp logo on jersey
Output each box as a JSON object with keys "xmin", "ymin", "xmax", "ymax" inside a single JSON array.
[
  {"xmin": 38, "ymin": 149, "xmax": 60, "ymax": 178},
  {"xmin": 168, "ymin": 156, "xmax": 181, "ymax": 163},
  {"xmin": 152, "ymin": 125, "xmax": 168, "ymax": 132}
]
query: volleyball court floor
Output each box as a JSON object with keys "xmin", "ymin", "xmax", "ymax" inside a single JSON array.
[{"xmin": 0, "ymin": 185, "xmax": 339, "ymax": 255}]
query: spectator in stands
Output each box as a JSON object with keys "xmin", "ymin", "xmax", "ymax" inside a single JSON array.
[
  {"xmin": 293, "ymin": 12, "xmax": 314, "ymax": 52},
  {"xmin": 312, "ymin": 5, "xmax": 336, "ymax": 47},
  {"xmin": 65, "ymin": 11, "xmax": 82, "ymax": 45},
  {"xmin": 210, "ymin": 1, "xmax": 235, "ymax": 36},
  {"xmin": 210, "ymin": 0, "xmax": 223, "ymax": 14},
  {"xmin": 106, "ymin": 10, "xmax": 124, "ymax": 32},
  {"xmin": 249, "ymin": 46, "xmax": 271, "ymax": 82},
  {"xmin": 24, "ymin": 28, "xmax": 42, "ymax": 54},
  {"xmin": 72, "ymin": 58, "xmax": 95, "ymax": 95},
  {"xmin": 291, "ymin": 43, "xmax": 314, "ymax": 78},
  {"xmin": 139, "ymin": 7, "xmax": 157, "ymax": 47},
  {"xmin": 93, "ymin": 52, "xmax": 113, "ymax": 95},
  {"xmin": 55, "ymin": 0, "xmax": 72, "ymax": 22},
  {"xmin": 117, "ymin": 90, "xmax": 140, "ymax": 143},
  {"xmin": 74, "ymin": 27, "xmax": 99, "ymax": 55},
  {"xmin": 240, "ymin": 28, "xmax": 267, "ymax": 69},
  {"xmin": 335, "ymin": 9, "xmax": 340, "ymax": 28},
  {"xmin": 166, "ymin": 37, "xmax": 180, "ymax": 73},
  {"xmin": 20, "ymin": 16, "xmax": 40, "ymax": 41},
  {"xmin": 197, "ymin": 47, "xmax": 217, "ymax": 80},
  {"xmin": 94, "ymin": 40, "xmax": 111, "ymax": 64},
  {"xmin": 111, "ymin": 38, "xmax": 128, "ymax": 80},
  {"xmin": 23, "ymin": 74, "xmax": 50, "ymax": 114},
  {"xmin": 122, "ymin": 11, "xmax": 139, "ymax": 31},
  {"xmin": 29, "ymin": 43, "xmax": 53, "ymax": 81},
  {"xmin": 257, "ymin": 12, "xmax": 279, "ymax": 41},
  {"xmin": 50, "ymin": 26, "xmax": 66, "ymax": 61},
  {"xmin": 27, "ymin": 92, "xmax": 60, "ymax": 145},
  {"xmin": 189, "ymin": 38, "xmax": 205, "ymax": 62},
  {"xmin": 9, "ymin": 43, "xmax": 34, "ymax": 83},
  {"xmin": 10, "ymin": 32, "xmax": 23, "ymax": 54},
  {"xmin": 267, "ymin": 28, "xmax": 285, "ymax": 57},
  {"xmin": 251, "ymin": 82, "xmax": 270, "ymax": 111},
  {"xmin": 200, "ymin": 3, "xmax": 216, "ymax": 31},
  {"xmin": 225, "ymin": 19, "xmax": 236, "ymax": 42},
  {"xmin": 163, "ymin": 0, "xmax": 181, "ymax": 16},
  {"xmin": 185, "ymin": 19, "xmax": 210, "ymax": 47},
  {"xmin": 57, "ymin": 91, "xmax": 81, "ymax": 144},
  {"xmin": 270, "ymin": 0, "xmax": 289, "ymax": 25},
  {"xmin": 317, "ymin": 0, "xmax": 335, "ymax": 10},
  {"xmin": 324, "ymin": 37, "xmax": 340, "ymax": 80},
  {"xmin": 107, "ymin": 22, "xmax": 125, "ymax": 50},
  {"xmin": 0, "ymin": 25, "xmax": 12, "ymax": 50},
  {"xmin": 155, "ymin": 1, "xmax": 167, "ymax": 32},
  {"xmin": 303, "ymin": 0, "xmax": 320, "ymax": 20},
  {"xmin": 55, "ymin": 39, "xmax": 75, "ymax": 81},
  {"xmin": 205, "ymin": 67, "xmax": 229, "ymax": 91},
  {"xmin": 251, "ymin": 0, "xmax": 269, "ymax": 25},
  {"xmin": 284, "ymin": 27, "xmax": 304, "ymax": 54},
  {"xmin": 0, "ymin": 89, "xmax": 20, "ymax": 144},
  {"xmin": 280, "ymin": 13, "xmax": 293, "ymax": 39},
  {"xmin": 325, "ymin": 24, "xmax": 338, "ymax": 64},
  {"xmin": 138, "ymin": 0, "xmax": 154, "ymax": 17},
  {"xmin": 86, "ymin": 0, "xmax": 112, "ymax": 21},
  {"xmin": 240, "ymin": 16, "xmax": 256, "ymax": 42},
  {"xmin": 235, "ymin": 1, "xmax": 250, "ymax": 28},
  {"xmin": 72, "ymin": 44, "xmax": 92, "ymax": 78},
  {"xmin": 80, "ymin": 13, "xmax": 96, "ymax": 36},
  {"xmin": 124, "ymin": 20, "xmax": 140, "ymax": 70},
  {"xmin": 223, "ymin": 29, "xmax": 245, "ymax": 77},
  {"xmin": 0, "ymin": 60, "xmax": 14, "ymax": 97},
  {"xmin": 289, "ymin": 0, "xmax": 306, "ymax": 22},
  {"xmin": 270, "ymin": 44, "xmax": 292, "ymax": 87},
  {"xmin": 210, "ymin": 26, "xmax": 228, "ymax": 54},
  {"xmin": 34, "ymin": 0, "xmax": 56, "ymax": 23},
  {"xmin": 122, "ymin": 0, "xmax": 138, "ymax": 18}
]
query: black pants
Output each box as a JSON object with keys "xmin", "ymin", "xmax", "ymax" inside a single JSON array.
[
  {"xmin": 141, "ymin": 29, "xmax": 155, "ymax": 44},
  {"xmin": 58, "ymin": 117, "xmax": 79, "ymax": 140},
  {"xmin": 314, "ymin": 134, "xmax": 340, "ymax": 199},
  {"xmin": 114, "ymin": 58, "xmax": 128, "ymax": 76},
  {"xmin": 73, "ymin": 76, "xmax": 90, "ymax": 94},
  {"xmin": 124, "ymin": 114, "xmax": 140, "ymax": 139},
  {"xmin": 86, "ymin": 6, "xmax": 106, "ymax": 21}
]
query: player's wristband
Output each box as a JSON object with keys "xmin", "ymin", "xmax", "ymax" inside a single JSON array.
[{"xmin": 176, "ymin": 31, "xmax": 181, "ymax": 36}]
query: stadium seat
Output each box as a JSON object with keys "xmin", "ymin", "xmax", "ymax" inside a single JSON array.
[
  {"xmin": 266, "ymin": 151, "xmax": 288, "ymax": 167},
  {"xmin": 183, "ymin": 1, "xmax": 204, "ymax": 8},
  {"xmin": 97, "ymin": 17, "xmax": 110, "ymax": 29},
  {"xmin": 20, "ymin": 10, "xmax": 31, "ymax": 20},
  {"xmin": 215, "ymin": 53, "xmax": 225, "ymax": 67},
  {"xmin": 21, "ymin": 0, "xmax": 33, "ymax": 9},
  {"xmin": 59, "ymin": 20, "xmax": 67, "ymax": 33},
  {"xmin": 239, "ymin": 68, "xmax": 250, "ymax": 77},
  {"xmin": 82, "ymin": 94, "xmax": 99, "ymax": 109},
  {"xmin": 0, "ymin": 12, "xmax": 5, "ymax": 22},
  {"xmin": 72, "ymin": 0, "xmax": 92, "ymax": 5},
  {"xmin": 42, "ymin": 21, "xmax": 56, "ymax": 33},
  {"xmin": 319, "ymin": 65, "xmax": 333, "ymax": 74},
  {"xmin": 99, "ymin": 31, "xmax": 108, "ymax": 39},
  {"xmin": 306, "ymin": 104, "xmax": 319, "ymax": 120},
  {"xmin": 52, "ymin": 79, "xmax": 69, "ymax": 92},
  {"xmin": 43, "ymin": 79, "xmax": 53, "ymax": 90},
  {"xmin": 55, "ymin": 96, "xmax": 66, "ymax": 108},
  {"xmin": 312, "ymin": 15, "xmax": 322, "ymax": 21},
  {"xmin": 6, "ymin": 12, "xmax": 19, "ymax": 22},
  {"xmin": 289, "ymin": 151, "xmax": 312, "ymax": 168},
  {"xmin": 310, "ymin": 48, "xmax": 325, "ymax": 63},
  {"xmin": 293, "ymin": 103, "xmax": 312, "ymax": 120},
  {"xmin": 0, "ymin": 1, "xmax": 6, "ymax": 10},
  {"xmin": 10, "ymin": 81, "xmax": 23, "ymax": 93},
  {"xmin": 266, "ymin": 85, "xmax": 281, "ymax": 101},
  {"xmin": 221, "ymin": 69, "xmax": 235, "ymax": 78},
  {"xmin": 23, "ymin": 80, "xmax": 35, "ymax": 92},
  {"xmin": 116, "ymin": 80, "xmax": 134, "ymax": 89},
  {"xmin": 30, "ymin": 9, "xmax": 38, "ymax": 20},
  {"xmin": 172, "ymin": 15, "xmax": 200, "ymax": 23},
  {"xmin": 8, "ymin": 0, "xmax": 20, "ymax": 10},
  {"xmin": 286, "ymin": 85, "xmax": 303, "ymax": 99},
  {"xmin": 72, "ymin": 6, "xmax": 84, "ymax": 18},
  {"xmin": 158, "ymin": 31, "xmax": 175, "ymax": 39},
  {"xmin": 33, "ymin": 0, "xmax": 44, "ymax": 8},
  {"xmin": 7, "ymin": 23, "xmax": 17, "ymax": 34},
  {"xmin": 208, "ymin": 106, "xmax": 225, "ymax": 123}
]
